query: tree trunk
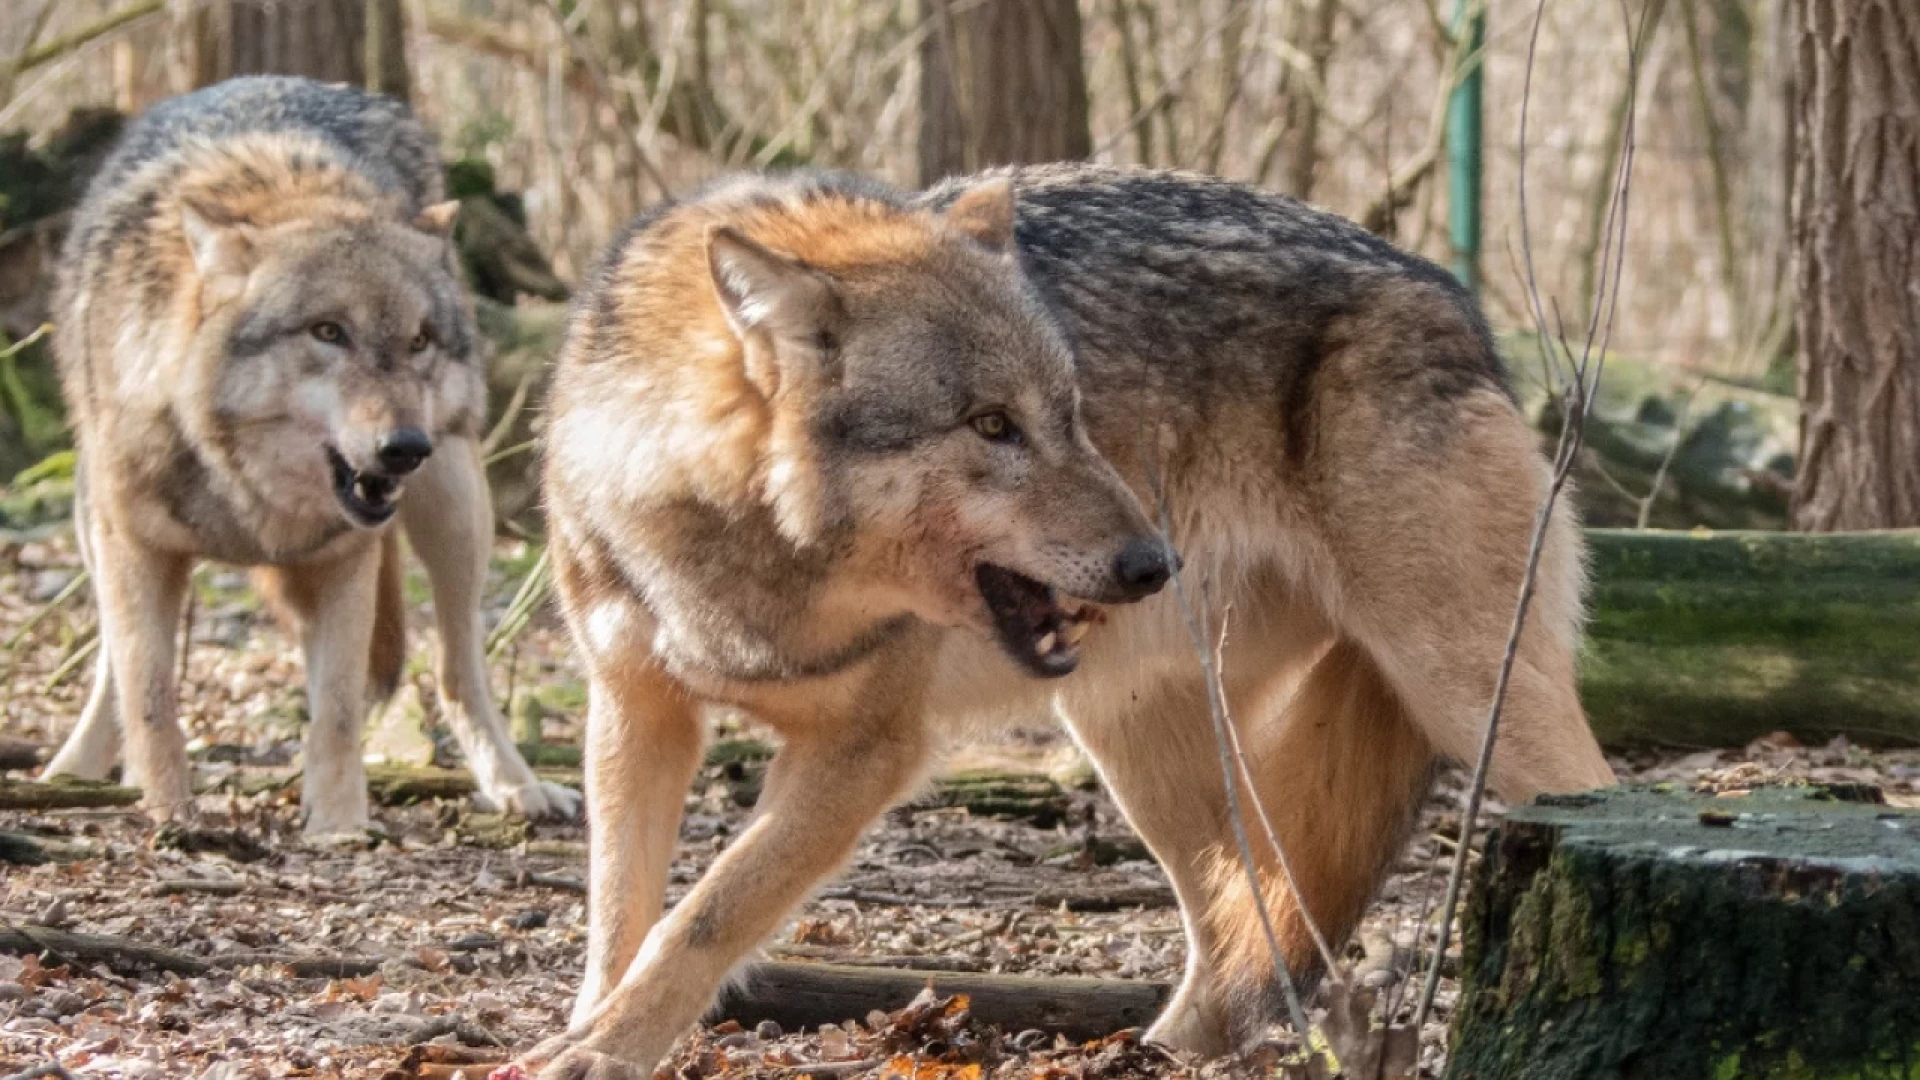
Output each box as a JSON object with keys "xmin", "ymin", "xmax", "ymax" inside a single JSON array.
[
  {"xmin": 190, "ymin": 0, "xmax": 410, "ymax": 101},
  {"xmin": 917, "ymin": 0, "xmax": 1090, "ymax": 185},
  {"xmin": 1446, "ymin": 783, "xmax": 1920, "ymax": 1079},
  {"xmin": 1789, "ymin": 0, "xmax": 1920, "ymax": 530}
]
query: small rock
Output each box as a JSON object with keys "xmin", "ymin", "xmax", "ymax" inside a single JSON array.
[
  {"xmin": 507, "ymin": 909, "xmax": 548, "ymax": 930},
  {"xmin": 754, "ymin": 1019, "xmax": 783, "ymax": 1041}
]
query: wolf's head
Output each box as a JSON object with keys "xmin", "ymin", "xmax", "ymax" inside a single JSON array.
[
  {"xmin": 165, "ymin": 147, "xmax": 480, "ymax": 530},
  {"xmin": 705, "ymin": 179, "xmax": 1174, "ymax": 677}
]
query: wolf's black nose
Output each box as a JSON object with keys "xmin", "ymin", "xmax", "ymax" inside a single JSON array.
[
  {"xmin": 1113, "ymin": 536, "xmax": 1176, "ymax": 598},
  {"xmin": 376, "ymin": 427, "xmax": 433, "ymax": 475}
]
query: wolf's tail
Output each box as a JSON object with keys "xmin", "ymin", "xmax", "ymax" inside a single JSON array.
[{"xmin": 367, "ymin": 528, "xmax": 407, "ymax": 705}]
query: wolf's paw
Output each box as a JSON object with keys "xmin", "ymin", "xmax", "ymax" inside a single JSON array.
[
  {"xmin": 516, "ymin": 1033, "xmax": 648, "ymax": 1080},
  {"xmin": 477, "ymin": 778, "xmax": 583, "ymax": 822}
]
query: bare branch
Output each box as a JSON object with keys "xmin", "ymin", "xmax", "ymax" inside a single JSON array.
[{"xmin": 1409, "ymin": 0, "xmax": 1647, "ymax": 1037}]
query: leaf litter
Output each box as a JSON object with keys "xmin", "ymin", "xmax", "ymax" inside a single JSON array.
[{"xmin": 1, "ymin": 532, "xmax": 1914, "ymax": 1078}]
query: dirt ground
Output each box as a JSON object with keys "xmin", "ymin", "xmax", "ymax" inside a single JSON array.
[{"xmin": 3, "ymin": 530, "xmax": 1916, "ymax": 1080}]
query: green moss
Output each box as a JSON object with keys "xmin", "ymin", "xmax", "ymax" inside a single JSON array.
[{"xmin": 1446, "ymin": 786, "xmax": 1920, "ymax": 1080}]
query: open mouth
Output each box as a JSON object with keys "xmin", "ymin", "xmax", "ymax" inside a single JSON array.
[
  {"xmin": 975, "ymin": 564, "xmax": 1103, "ymax": 678},
  {"xmin": 326, "ymin": 446, "xmax": 402, "ymax": 527}
]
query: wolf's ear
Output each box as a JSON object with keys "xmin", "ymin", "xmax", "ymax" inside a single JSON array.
[
  {"xmin": 707, "ymin": 226, "xmax": 841, "ymax": 347},
  {"xmin": 413, "ymin": 200, "xmax": 461, "ymax": 238},
  {"xmin": 943, "ymin": 178, "xmax": 1016, "ymax": 253},
  {"xmin": 179, "ymin": 199, "xmax": 258, "ymax": 282}
]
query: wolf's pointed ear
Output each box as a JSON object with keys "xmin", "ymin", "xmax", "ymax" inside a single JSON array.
[
  {"xmin": 414, "ymin": 200, "xmax": 461, "ymax": 238},
  {"xmin": 944, "ymin": 178, "xmax": 1016, "ymax": 253},
  {"xmin": 179, "ymin": 198, "xmax": 258, "ymax": 282},
  {"xmin": 707, "ymin": 226, "xmax": 841, "ymax": 346}
]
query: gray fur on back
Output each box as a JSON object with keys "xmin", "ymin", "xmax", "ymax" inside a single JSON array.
[
  {"xmin": 920, "ymin": 163, "xmax": 1510, "ymax": 415},
  {"xmin": 65, "ymin": 77, "xmax": 442, "ymax": 273}
]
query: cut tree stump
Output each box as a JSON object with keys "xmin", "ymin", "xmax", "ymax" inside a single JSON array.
[
  {"xmin": 1446, "ymin": 783, "xmax": 1920, "ymax": 1080},
  {"xmin": 711, "ymin": 961, "xmax": 1168, "ymax": 1042}
]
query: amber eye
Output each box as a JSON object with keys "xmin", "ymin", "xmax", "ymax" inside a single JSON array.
[
  {"xmin": 409, "ymin": 328, "xmax": 432, "ymax": 353},
  {"xmin": 310, "ymin": 321, "xmax": 345, "ymax": 345},
  {"xmin": 970, "ymin": 411, "xmax": 1020, "ymax": 444}
]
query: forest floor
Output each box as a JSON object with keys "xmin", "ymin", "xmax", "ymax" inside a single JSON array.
[{"xmin": 2, "ymin": 530, "xmax": 1916, "ymax": 1080}]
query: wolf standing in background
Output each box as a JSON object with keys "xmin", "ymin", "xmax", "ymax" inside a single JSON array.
[
  {"xmin": 524, "ymin": 165, "xmax": 1614, "ymax": 1077},
  {"xmin": 43, "ymin": 76, "xmax": 579, "ymax": 831}
]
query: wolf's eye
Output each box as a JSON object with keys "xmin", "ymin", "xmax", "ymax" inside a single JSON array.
[
  {"xmin": 310, "ymin": 321, "xmax": 346, "ymax": 345},
  {"xmin": 970, "ymin": 411, "xmax": 1021, "ymax": 445},
  {"xmin": 408, "ymin": 328, "xmax": 432, "ymax": 353}
]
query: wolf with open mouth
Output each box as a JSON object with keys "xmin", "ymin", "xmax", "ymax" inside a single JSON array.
[
  {"xmin": 527, "ymin": 165, "xmax": 1615, "ymax": 1078},
  {"xmin": 43, "ymin": 76, "xmax": 578, "ymax": 832}
]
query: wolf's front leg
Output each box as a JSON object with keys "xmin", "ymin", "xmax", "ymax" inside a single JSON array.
[
  {"xmin": 569, "ymin": 661, "xmax": 705, "ymax": 1027},
  {"xmin": 400, "ymin": 438, "xmax": 581, "ymax": 820},
  {"xmin": 87, "ymin": 521, "xmax": 194, "ymax": 819},
  {"xmin": 288, "ymin": 540, "xmax": 383, "ymax": 835},
  {"xmin": 525, "ymin": 702, "xmax": 932, "ymax": 1080}
]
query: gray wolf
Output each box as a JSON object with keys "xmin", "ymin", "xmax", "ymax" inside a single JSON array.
[
  {"xmin": 42, "ymin": 76, "xmax": 579, "ymax": 832},
  {"xmin": 524, "ymin": 164, "xmax": 1614, "ymax": 1077}
]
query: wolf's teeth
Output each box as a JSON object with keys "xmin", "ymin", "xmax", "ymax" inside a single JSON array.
[
  {"xmin": 1062, "ymin": 621, "xmax": 1089, "ymax": 646},
  {"xmin": 1035, "ymin": 631, "xmax": 1057, "ymax": 655}
]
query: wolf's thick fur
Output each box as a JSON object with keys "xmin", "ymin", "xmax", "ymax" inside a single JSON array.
[
  {"xmin": 528, "ymin": 165, "xmax": 1614, "ymax": 1077},
  {"xmin": 44, "ymin": 77, "xmax": 578, "ymax": 831}
]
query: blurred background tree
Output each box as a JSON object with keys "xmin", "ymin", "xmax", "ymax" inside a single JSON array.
[{"xmin": 3, "ymin": 0, "xmax": 1911, "ymax": 535}]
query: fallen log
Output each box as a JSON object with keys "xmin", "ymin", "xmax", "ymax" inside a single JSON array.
[
  {"xmin": 1445, "ymin": 783, "xmax": 1920, "ymax": 1080},
  {"xmin": 0, "ymin": 831, "xmax": 49, "ymax": 865},
  {"xmin": 0, "ymin": 777, "xmax": 140, "ymax": 811},
  {"xmin": 368, "ymin": 753, "xmax": 1072, "ymax": 827},
  {"xmin": 0, "ymin": 737, "xmax": 44, "ymax": 772},
  {"xmin": 711, "ymin": 961, "xmax": 1169, "ymax": 1042},
  {"xmin": 1583, "ymin": 528, "xmax": 1920, "ymax": 748},
  {"xmin": 0, "ymin": 924, "xmax": 394, "ymax": 979}
]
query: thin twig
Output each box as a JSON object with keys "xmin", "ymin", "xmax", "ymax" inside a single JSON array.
[
  {"xmin": 1212, "ymin": 609, "xmax": 1340, "ymax": 976},
  {"xmin": 5, "ymin": 570, "xmax": 88, "ymax": 651},
  {"xmin": 1410, "ymin": 0, "xmax": 1644, "ymax": 1036},
  {"xmin": 1154, "ymin": 501, "xmax": 1314, "ymax": 1041},
  {"xmin": 43, "ymin": 631, "xmax": 100, "ymax": 692}
]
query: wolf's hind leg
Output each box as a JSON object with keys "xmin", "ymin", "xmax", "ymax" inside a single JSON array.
[
  {"xmin": 45, "ymin": 648, "xmax": 121, "ymax": 780},
  {"xmin": 400, "ymin": 437, "xmax": 580, "ymax": 820},
  {"xmin": 87, "ymin": 520, "xmax": 193, "ymax": 818},
  {"xmin": 1329, "ymin": 405, "xmax": 1615, "ymax": 800},
  {"xmin": 48, "ymin": 493, "xmax": 124, "ymax": 781},
  {"xmin": 569, "ymin": 657, "xmax": 704, "ymax": 1028}
]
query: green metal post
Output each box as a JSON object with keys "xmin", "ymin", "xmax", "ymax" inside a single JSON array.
[{"xmin": 1448, "ymin": 0, "xmax": 1486, "ymax": 294}]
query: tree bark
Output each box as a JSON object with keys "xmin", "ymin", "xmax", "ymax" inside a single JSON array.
[
  {"xmin": 917, "ymin": 0, "xmax": 1091, "ymax": 185},
  {"xmin": 189, "ymin": 0, "xmax": 411, "ymax": 101},
  {"xmin": 1789, "ymin": 0, "xmax": 1920, "ymax": 530},
  {"xmin": 1446, "ymin": 783, "xmax": 1920, "ymax": 1079}
]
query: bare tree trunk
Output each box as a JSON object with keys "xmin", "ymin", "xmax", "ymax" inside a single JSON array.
[
  {"xmin": 1281, "ymin": 0, "xmax": 1338, "ymax": 200},
  {"xmin": 917, "ymin": 0, "xmax": 1091, "ymax": 185},
  {"xmin": 189, "ymin": 0, "xmax": 410, "ymax": 102},
  {"xmin": 1789, "ymin": 0, "xmax": 1920, "ymax": 530}
]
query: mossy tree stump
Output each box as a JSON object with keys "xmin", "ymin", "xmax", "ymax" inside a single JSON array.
[{"xmin": 1447, "ymin": 784, "xmax": 1920, "ymax": 1080}]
